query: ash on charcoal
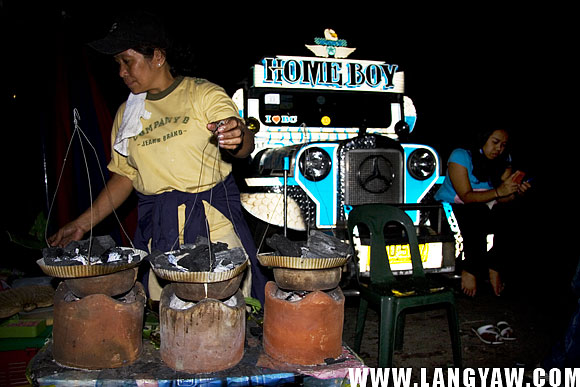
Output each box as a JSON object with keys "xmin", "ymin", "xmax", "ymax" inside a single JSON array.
[
  {"xmin": 169, "ymin": 293, "xmax": 196, "ymax": 310},
  {"xmin": 274, "ymin": 287, "xmax": 343, "ymax": 302},
  {"xmin": 63, "ymin": 292, "xmax": 81, "ymax": 302},
  {"xmin": 266, "ymin": 230, "xmax": 351, "ymax": 258},
  {"xmin": 42, "ymin": 247, "xmax": 83, "ymax": 266},
  {"xmin": 104, "ymin": 247, "xmax": 140, "ymax": 264},
  {"xmin": 169, "ymin": 292, "xmax": 239, "ymax": 309},
  {"xmin": 275, "ymin": 288, "xmax": 309, "ymax": 302},
  {"xmin": 214, "ymin": 248, "xmax": 247, "ymax": 272},
  {"xmin": 42, "ymin": 236, "xmax": 140, "ymax": 266},
  {"xmin": 147, "ymin": 236, "xmax": 246, "ymax": 273}
]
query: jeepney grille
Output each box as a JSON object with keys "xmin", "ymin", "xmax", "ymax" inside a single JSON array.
[{"xmin": 344, "ymin": 148, "xmax": 404, "ymax": 206}]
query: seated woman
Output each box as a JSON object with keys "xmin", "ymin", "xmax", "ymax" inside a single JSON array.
[{"xmin": 435, "ymin": 128, "xmax": 531, "ymax": 297}]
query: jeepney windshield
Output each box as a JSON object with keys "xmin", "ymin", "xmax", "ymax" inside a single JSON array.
[{"xmin": 255, "ymin": 88, "xmax": 400, "ymax": 128}]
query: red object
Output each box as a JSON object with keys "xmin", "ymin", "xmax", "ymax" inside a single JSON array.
[
  {"xmin": 52, "ymin": 281, "xmax": 145, "ymax": 369},
  {"xmin": 0, "ymin": 348, "xmax": 38, "ymax": 386},
  {"xmin": 263, "ymin": 281, "xmax": 344, "ymax": 365},
  {"xmin": 512, "ymin": 171, "xmax": 525, "ymax": 184}
]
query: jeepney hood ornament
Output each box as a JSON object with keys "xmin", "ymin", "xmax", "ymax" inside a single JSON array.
[{"xmin": 305, "ymin": 28, "xmax": 356, "ymax": 58}]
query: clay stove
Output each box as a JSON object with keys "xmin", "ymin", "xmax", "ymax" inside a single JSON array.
[
  {"xmin": 259, "ymin": 253, "xmax": 348, "ymax": 366},
  {"xmin": 37, "ymin": 240, "xmax": 147, "ymax": 370},
  {"xmin": 150, "ymin": 246, "xmax": 248, "ymax": 373},
  {"xmin": 263, "ymin": 280, "xmax": 344, "ymax": 365},
  {"xmin": 52, "ymin": 267, "xmax": 146, "ymax": 369},
  {"xmin": 159, "ymin": 284, "xmax": 245, "ymax": 373}
]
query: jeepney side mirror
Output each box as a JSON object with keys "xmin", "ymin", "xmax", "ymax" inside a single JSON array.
[
  {"xmin": 245, "ymin": 117, "xmax": 260, "ymax": 133},
  {"xmin": 395, "ymin": 120, "xmax": 410, "ymax": 140}
]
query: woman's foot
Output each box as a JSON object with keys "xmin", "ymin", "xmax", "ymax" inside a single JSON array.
[
  {"xmin": 489, "ymin": 269, "xmax": 504, "ymax": 296},
  {"xmin": 461, "ymin": 270, "xmax": 477, "ymax": 297}
]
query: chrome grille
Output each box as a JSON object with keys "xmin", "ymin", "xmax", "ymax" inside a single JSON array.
[{"xmin": 344, "ymin": 149, "xmax": 403, "ymax": 205}]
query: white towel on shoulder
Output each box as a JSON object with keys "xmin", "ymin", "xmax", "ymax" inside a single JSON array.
[{"xmin": 113, "ymin": 92, "xmax": 151, "ymax": 156}]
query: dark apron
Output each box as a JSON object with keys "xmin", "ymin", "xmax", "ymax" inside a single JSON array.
[{"xmin": 134, "ymin": 174, "xmax": 267, "ymax": 305}]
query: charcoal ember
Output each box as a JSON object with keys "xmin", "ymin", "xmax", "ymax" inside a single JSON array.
[
  {"xmin": 42, "ymin": 247, "xmax": 83, "ymax": 266},
  {"xmin": 63, "ymin": 235, "xmax": 116, "ymax": 258},
  {"xmin": 175, "ymin": 246, "xmax": 213, "ymax": 272},
  {"xmin": 146, "ymin": 250, "xmax": 171, "ymax": 269},
  {"xmin": 182, "ymin": 235, "xmax": 229, "ymax": 254},
  {"xmin": 41, "ymin": 236, "xmax": 140, "ymax": 266},
  {"xmin": 147, "ymin": 236, "xmax": 244, "ymax": 272},
  {"xmin": 146, "ymin": 249, "xmax": 196, "ymax": 271},
  {"xmin": 42, "ymin": 247, "xmax": 63, "ymax": 261},
  {"xmin": 104, "ymin": 247, "xmax": 139, "ymax": 264},
  {"xmin": 301, "ymin": 230, "xmax": 352, "ymax": 258},
  {"xmin": 266, "ymin": 234, "xmax": 305, "ymax": 257},
  {"xmin": 214, "ymin": 247, "xmax": 247, "ymax": 272}
]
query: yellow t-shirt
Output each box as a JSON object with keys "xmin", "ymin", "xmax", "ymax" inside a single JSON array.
[{"xmin": 108, "ymin": 76, "xmax": 239, "ymax": 195}]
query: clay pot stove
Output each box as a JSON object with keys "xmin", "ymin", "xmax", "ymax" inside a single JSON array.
[
  {"xmin": 263, "ymin": 266, "xmax": 345, "ymax": 366},
  {"xmin": 149, "ymin": 247, "xmax": 248, "ymax": 373},
  {"xmin": 159, "ymin": 282, "xmax": 246, "ymax": 373},
  {"xmin": 52, "ymin": 267, "xmax": 146, "ymax": 369}
]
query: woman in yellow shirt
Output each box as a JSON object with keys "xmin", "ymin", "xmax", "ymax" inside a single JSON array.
[{"xmin": 48, "ymin": 11, "xmax": 267, "ymax": 304}]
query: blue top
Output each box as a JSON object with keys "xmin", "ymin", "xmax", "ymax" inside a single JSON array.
[{"xmin": 434, "ymin": 148, "xmax": 494, "ymax": 204}]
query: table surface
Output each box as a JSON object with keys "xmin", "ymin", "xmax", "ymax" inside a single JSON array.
[{"xmin": 27, "ymin": 336, "xmax": 365, "ymax": 386}]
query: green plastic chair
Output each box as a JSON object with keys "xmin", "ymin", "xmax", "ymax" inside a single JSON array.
[{"xmin": 346, "ymin": 204, "xmax": 462, "ymax": 367}]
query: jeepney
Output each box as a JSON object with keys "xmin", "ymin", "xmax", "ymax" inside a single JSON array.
[{"xmin": 232, "ymin": 30, "xmax": 458, "ymax": 277}]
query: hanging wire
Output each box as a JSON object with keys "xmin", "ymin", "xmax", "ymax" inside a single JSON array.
[
  {"xmin": 47, "ymin": 109, "xmax": 249, "ymax": 268},
  {"xmin": 170, "ymin": 119, "xmax": 247, "ymax": 268},
  {"xmin": 44, "ymin": 109, "xmax": 134, "ymax": 258}
]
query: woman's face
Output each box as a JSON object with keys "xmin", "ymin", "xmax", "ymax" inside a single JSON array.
[
  {"xmin": 482, "ymin": 129, "xmax": 509, "ymax": 160},
  {"xmin": 114, "ymin": 49, "xmax": 160, "ymax": 94}
]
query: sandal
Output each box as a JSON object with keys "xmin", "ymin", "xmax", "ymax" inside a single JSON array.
[
  {"xmin": 472, "ymin": 324, "xmax": 504, "ymax": 345},
  {"xmin": 497, "ymin": 321, "xmax": 516, "ymax": 341}
]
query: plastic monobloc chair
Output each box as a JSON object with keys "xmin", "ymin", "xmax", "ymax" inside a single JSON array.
[{"xmin": 346, "ymin": 204, "xmax": 462, "ymax": 367}]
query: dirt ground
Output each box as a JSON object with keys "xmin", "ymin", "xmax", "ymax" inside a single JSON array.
[{"xmin": 340, "ymin": 273, "xmax": 578, "ymax": 370}]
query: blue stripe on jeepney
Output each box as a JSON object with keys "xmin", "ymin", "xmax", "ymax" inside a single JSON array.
[{"xmin": 294, "ymin": 144, "xmax": 339, "ymax": 228}]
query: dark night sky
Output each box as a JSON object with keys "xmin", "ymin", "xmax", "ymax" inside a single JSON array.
[
  {"xmin": 0, "ymin": 1, "xmax": 571, "ymax": 235},
  {"xmin": 0, "ymin": 2, "xmax": 576, "ymax": 362}
]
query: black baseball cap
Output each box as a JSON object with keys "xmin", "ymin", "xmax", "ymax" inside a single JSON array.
[{"xmin": 88, "ymin": 11, "xmax": 168, "ymax": 55}]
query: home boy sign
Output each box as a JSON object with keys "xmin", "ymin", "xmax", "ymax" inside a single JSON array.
[{"xmin": 253, "ymin": 56, "xmax": 405, "ymax": 93}]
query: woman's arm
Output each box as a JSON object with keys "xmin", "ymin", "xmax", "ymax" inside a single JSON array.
[
  {"xmin": 449, "ymin": 162, "xmax": 520, "ymax": 204},
  {"xmin": 208, "ymin": 117, "xmax": 255, "ymax": 158},
  {"xmin": 48, "ymin": 173, "xmax": 134, "ymax": 247}
]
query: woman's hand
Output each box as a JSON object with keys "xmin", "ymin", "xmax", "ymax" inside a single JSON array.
[
  {"xmin": 207, "ymin": 117, "xmax": 244, "ymax": 149},
  {"xmin": 207, "ymin": 117, "xmax": 254, "ymax": 157},
  {"xmin": 449, "ymin": 163, "xmax": 528, "ymax": 204},
  {"xmin": 496, "ymin": 171, "xmax": 521, "ymax": 197},
  {"xmin": 48, "ymin": 220, "xmax": 89, "ymax": 248},
  {"xmin": 517, "ymin": 180, "xmax": 531, "ymax": 195},
  {"xmin": 47, "ymin": 173, "xmax": 134, "ymax": 248},
  {"xmin": 496, "ymin": 171, "xmax": 531, "ymax": 199}
]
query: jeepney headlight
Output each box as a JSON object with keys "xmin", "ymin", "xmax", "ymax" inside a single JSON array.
[
  {"xmin": 407, "ymin": 149, "xmax": 436, "ymax": 180},
  {"xmin": 299, "ymin": 147, "xmax": 331, "ymax": 181}
]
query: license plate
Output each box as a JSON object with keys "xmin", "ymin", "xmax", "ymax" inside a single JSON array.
[{"xmin": 357, "ymin": 242, "xmax": 443, "ymax": 272}]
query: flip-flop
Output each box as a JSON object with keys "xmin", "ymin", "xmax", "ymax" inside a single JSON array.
[
  {"xmin": 471, "ymin": 324, "xmax": 504, "ymax": 345},
  {"xmin": 497, "ymin": 321, "xmax": 517, "ymax": 341}
]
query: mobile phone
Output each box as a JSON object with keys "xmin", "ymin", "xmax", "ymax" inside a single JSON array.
[{"xmin": 512, "ymin": 171, "xmax": 525, "ymax": 184}]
